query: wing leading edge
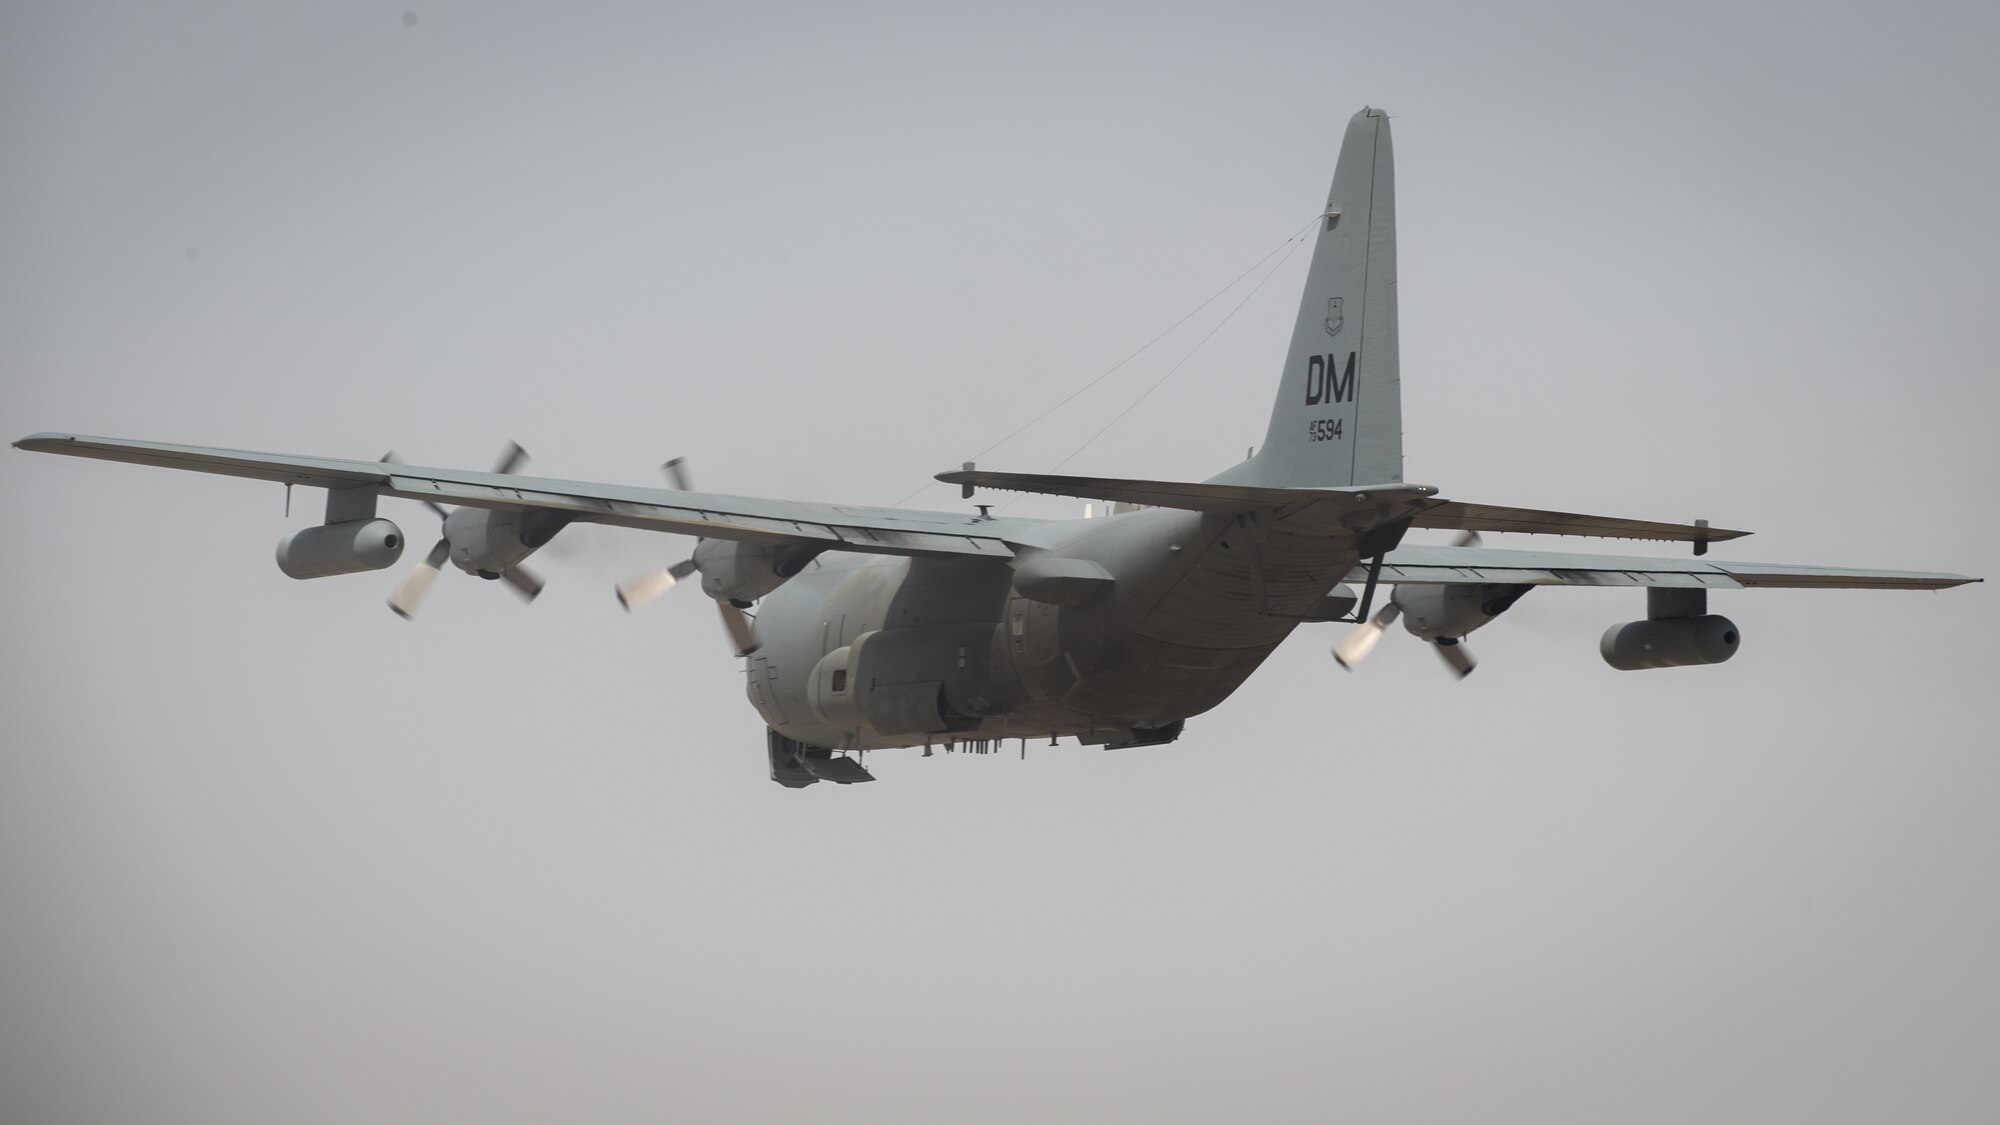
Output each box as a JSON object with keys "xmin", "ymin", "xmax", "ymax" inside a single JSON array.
[
  {"xmin": 16, "ymin": 433, "xmax": 1018, "ymax": 560},
  {"xmin": 1357, "ymin": 544, "xmax": 1977, "ymax": 591}
]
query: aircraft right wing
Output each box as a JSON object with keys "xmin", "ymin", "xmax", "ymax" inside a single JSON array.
[
  {"xmin": 15, "ymin": 433, "xmax": 1020, "ymax": 560},
  {"xmin": 1354, "ymin": 543, "xmax": 1978, "ymax": 590}
]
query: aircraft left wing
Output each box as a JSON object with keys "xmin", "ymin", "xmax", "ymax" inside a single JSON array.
[
  {"xmin": 1354, "ymin": 543, "xmax": 1977, "ymax": 590},
  {"xmin": 15, "ymin": 433, "xmax": 1018, "ymax": 559}
]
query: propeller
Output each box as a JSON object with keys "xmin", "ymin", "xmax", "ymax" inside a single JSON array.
[
  {"xmin": 615, "ymin": 557, "xmax": 697, "ymax": 612},
  {"xmin": 1432, "ymin": 637, "xmax": 1476, "ymax": 678},
  {"xmin": 1331, "ymin": 600, "xmax": 1401, "ymax": 670},
  {"xmin": 615, "ymin": 458, "xmax": 762, "ymax": 656},
  {"xmin": 384, "ymin": 443, "xmax": 544, "ymax": 619},
  {"xmin": 388, "ymin": 538, "xmax": 451, "ymax": 620},
  {"xmin": 1331, "ymin": 531, "xmax": 1482, "ymax": 679},
  {"xmin": 717, "ymin": 601, "xmax": 761, "ymax": 658}
]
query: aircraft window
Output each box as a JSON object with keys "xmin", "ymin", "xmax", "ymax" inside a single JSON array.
[{"xmin": 831, "ymin": 669, "xmax": 848, "ymax": 693}]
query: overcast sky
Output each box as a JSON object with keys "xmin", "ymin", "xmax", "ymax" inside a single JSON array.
[{"xmin": 3, "ymin": 3, "xmax": 1996, "ymax": 1122}]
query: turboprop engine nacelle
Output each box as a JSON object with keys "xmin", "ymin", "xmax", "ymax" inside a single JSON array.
[
  {"xmin": 1391, "ymin": 582, "xmax": 1532, "ymax": 640},
  {"xmin": 1601, "ymin": 615, "xmax": 1740, "ymax": 670},
  {"xmin": 442, "ymin": 506, "xmax": 568, "ymax": 577},
  {"xmin": 693, "ymin": 538, "xmax": 825, "ymax": 604},
  {"xmin": 276, "ymin": 518, "xmax": 405, "ymax": 579}
]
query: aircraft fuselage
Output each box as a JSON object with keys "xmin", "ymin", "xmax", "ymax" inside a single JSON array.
[{"xmin": 747, "ymin": 507, "xmax": 1362, "ymax": 751}]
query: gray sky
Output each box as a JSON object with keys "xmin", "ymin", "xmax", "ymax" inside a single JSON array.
[{"xmin": 3, "ymin": 3, "xmax": 1996, "ymax": 1122}]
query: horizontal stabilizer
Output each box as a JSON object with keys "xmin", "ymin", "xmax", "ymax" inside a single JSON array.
[
  {"xmin": 936, "ymin": 468, "xmax": 1436, "ymax": 513},
  {"xmin": 1410, "ymin": 501, "xmax": 1746, "ymax": 544},
  {"xmin": 941, "ymin": 468, "xmax": 1739, "ymax": 544}
]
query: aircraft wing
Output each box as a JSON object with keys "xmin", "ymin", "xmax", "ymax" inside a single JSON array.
[
  {"xmin": 15, "ymin": 433, "xmax": 1017, "ymax": 559},
  {"xmin": 1357, "ymin": 543, "xmax": 1977, "ymax": 590}
]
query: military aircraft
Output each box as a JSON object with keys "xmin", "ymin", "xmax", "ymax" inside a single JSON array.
[{"xmin": 15, "ymin": 106, "xmax": 1978, "ymax": 788}]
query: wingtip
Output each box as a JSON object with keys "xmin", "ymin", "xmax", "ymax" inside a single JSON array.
[{"xmin": 14, "ymin": 432, "xmax": 73, "ymax": 451}]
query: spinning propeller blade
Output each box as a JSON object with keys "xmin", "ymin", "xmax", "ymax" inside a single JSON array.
[
  {"xmin": 1332, "ymin": 602, "xmax": 1399, "ymax": 670},
  {"xmin": 500, "ymin": 565, "xmax": 543, "ymax": 603},
  {"xmin": 1432, "ymin": 638, "xmax": 1476, "ymax": 679},
  {"xmin": 616, "ymin": 557, "xmax": 698, "ymax": 612},
  {"xmin": 491, "ymin": 442, "xmax": 529, "ymax": 477},
  {"xmin": 719, "ymin": 602, "xmax": 761, "ymax": 657},
  {"xmin": 388, "ymin": 538, "xmax": 451, "ymax": 619}
]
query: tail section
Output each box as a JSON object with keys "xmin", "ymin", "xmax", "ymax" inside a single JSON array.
[{"xmin": 1224, "ymin": 107, "xmax": 1402, "ymax": 489}]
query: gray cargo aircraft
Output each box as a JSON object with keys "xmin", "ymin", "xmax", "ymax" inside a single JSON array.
[{"xmin": 16, "ymin": 107, "xmax": 1978, "ymax": 788}]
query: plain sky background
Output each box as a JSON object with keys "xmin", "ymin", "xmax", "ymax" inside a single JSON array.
[{"xmin": 4, "ymin": 3, "xmax": 1996, "ymax": 1122}]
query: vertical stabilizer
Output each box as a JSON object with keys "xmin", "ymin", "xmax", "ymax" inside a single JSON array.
[{"xmin": 1226, "ymin": 107, "xmax": 1402, "ymax": 488}]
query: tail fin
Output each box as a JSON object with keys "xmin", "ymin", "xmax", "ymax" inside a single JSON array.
[{"xmin": 1227, "ymin": 107, "xmax": 1402, "ymax": 488}]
